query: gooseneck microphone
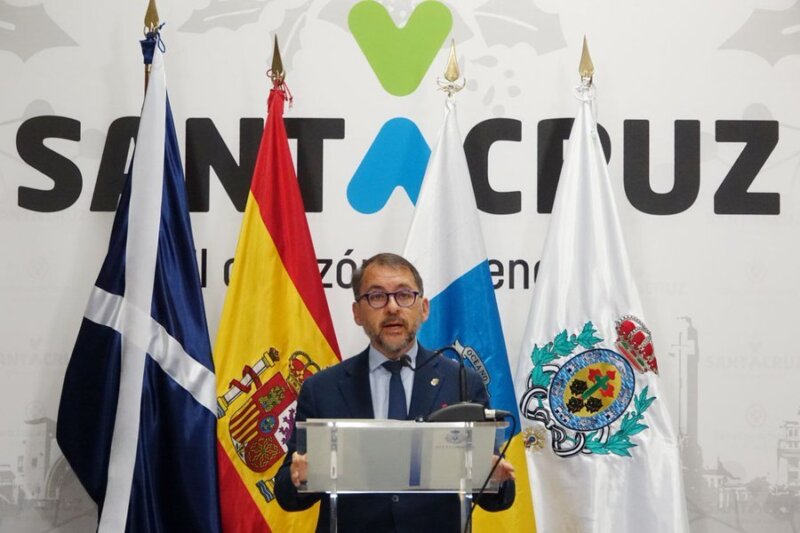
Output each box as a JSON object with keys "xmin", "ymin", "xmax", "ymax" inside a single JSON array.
[
  {"xmin": 399, "ymin": 350, "xmax": 436, "ymax": 371},
  {"xmin": 403, "ymin": 346, "xmax": 510, "ymax": 422},
  {"xmin": 402, "ymin": 347, "xmax": 513, "ymax": 422}
]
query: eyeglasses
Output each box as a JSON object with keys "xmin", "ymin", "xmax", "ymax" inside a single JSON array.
[{"xmin": 357, "ymin": 289, "xmax": 420, "ymax": 309}]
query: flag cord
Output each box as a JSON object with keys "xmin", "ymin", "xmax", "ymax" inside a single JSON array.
[
  {"xmin": 268, "ymin": 77, "xmax": 294, "ymax": 108},
  {"xmin": 574, "ymin": 81, "xmax": 599, "ymax": 128}
]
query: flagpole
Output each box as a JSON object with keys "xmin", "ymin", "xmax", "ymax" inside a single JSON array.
[
  {"xmin": 427, "ymin": 39, "xmax": 474, "ymax": 417},
  {"xmin": 143, "ymin": 0, "xmax": 160, "ymax": 92},
  {"xmin": 212, "ymin": 30, "xmax": 340, "ymax": 532},
  {"xmin": 267, "ymin": 35, "xmax": 293, "ymax": 109},
  {"xmin": 405, "ymin": 36, "xmax": 536, "ymax": 533},
  {"xmin": 429, "ymin": 41, "xmax": 484, "ymax": 533},
  {"xmin": 511, "ymin": 36, "xmax": 689, "ymax": 533}
]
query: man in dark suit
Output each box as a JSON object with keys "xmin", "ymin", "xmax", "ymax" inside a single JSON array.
[{"xmin": 275, "ymin": 253, "xmax": 515, "ymax": 532}]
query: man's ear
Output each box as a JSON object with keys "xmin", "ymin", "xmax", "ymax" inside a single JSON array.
[
  {"xmin": 421, "ymin": 297, "xmax": 430, "ymax": 322},
  {"xmin": 352, "ymin": 301, "xmax": 363, "ymax": 326}
]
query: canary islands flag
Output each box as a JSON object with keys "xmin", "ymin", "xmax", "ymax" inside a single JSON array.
[
  {"xmin": 56, "ymin": 36, "xmax": 221, "ymax": 533},
  {"xmin": 403, "ymin": 97, "xmax": 535, "ymax": 531}
]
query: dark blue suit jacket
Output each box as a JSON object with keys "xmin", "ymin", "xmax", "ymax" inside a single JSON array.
[{"xmin": 275, "ymin": 345, "xmax": 515, "ymax": 533}]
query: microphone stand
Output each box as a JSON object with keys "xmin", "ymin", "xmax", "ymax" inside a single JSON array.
[
  {"xmin": 418, "ymin": 345, "xmax": 514, "ymax": 533},
  {"xmin": 426, "ymin": 346, "xmax": 486, "ymax": 423}
]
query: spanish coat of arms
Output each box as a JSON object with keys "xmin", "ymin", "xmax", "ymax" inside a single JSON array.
[{"xmin": 217, "ymin": 348, "xmax": 320, "ymax": 473}]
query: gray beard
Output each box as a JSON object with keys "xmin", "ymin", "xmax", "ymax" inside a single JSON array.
[{"xmin": 375, "ymin": 331, "xmax": 415, "ymax": 359}]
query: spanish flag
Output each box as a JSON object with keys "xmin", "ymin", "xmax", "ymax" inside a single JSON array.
[{"xmin": 213, "ymin": 78, "xmax": 340, "ymax": 531}]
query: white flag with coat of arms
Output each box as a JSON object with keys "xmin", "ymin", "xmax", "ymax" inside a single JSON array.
[{"xmin": 512, "ymin": 80, "xmax": 689, "ymax": 532}]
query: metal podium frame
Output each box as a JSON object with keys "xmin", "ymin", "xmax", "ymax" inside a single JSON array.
[{"xmin": 296, "ymin": 419, "xmax": 507, "ymax": 533}]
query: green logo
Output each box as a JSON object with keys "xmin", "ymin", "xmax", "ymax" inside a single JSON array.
[{"xmin": 348, "ymin": 0, "xmax": 452, "ymax": 96}]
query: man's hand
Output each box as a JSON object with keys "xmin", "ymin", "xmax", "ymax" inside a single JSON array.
[
  {"xmin": 490, "ymin": 455, "xmax": 515, "ymax": 484},
  {"xmin": 290, "ymin": 452, "xmax": 308, "ymax": 488}
]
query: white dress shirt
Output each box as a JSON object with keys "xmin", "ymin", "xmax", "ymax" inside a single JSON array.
[{"xmin": 367, "ymin": 341, "xmax": 418, "ymax": 419}]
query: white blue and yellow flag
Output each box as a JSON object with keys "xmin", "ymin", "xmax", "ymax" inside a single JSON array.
[
  {"xmin": 513, "ymin": 80, "xmax": 689, "ymax": 532},
  {"xmin": 403, "ymin": 97, "xmax": 535, "ymax": 531}
]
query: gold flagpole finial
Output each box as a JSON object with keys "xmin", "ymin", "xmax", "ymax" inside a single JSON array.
[
  {"xmin": 143, "ymin": 0, "xmax": 160, "ymax": 92},
  {"xmin": 438, "ymin": 39, "xmax": 466, "ymax": 97},
  {"xmin": 444, "ymin": 39, "xmax": 460, "ymax": 82},
  {"xmin": 144, "ymin": 0, "xmax": 160, "ymax": 35},
  {"xmin": 579, "ymin": 35, "xmax": 594, "ymax": 85},
  {"xmin": 269, "ymin": 35, "xmax": 285, "ymax": 84}
]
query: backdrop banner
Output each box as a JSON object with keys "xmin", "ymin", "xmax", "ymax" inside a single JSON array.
[{"xmin": 1, "ymin": 1, "xmax": 798, "ymax": 532}]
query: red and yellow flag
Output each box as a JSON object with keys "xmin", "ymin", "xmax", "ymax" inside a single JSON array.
[{"xmin": 214, "ymin": 81, "xmax": 341, "ymax": 532}]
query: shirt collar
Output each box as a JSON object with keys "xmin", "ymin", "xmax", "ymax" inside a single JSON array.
[{"xmin": 368, "ymin": 341, "xmax": 419, "ymax": 373}]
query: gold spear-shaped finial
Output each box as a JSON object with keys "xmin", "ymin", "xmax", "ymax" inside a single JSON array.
[
  {"xmin": 579, "ymin": 36, "xmax": 594, "ymax": 85},
  {"xmin": 438, "ymin": 39, "xmax": 466, "ymax": 97},
  {"xmin": 269, "ymin": 35, "xmax": 285, "ymax": 84},
  {"xmin": 444, "ymin": 39, "xmax": 459, "ymax": 82},
  {"xmin": 143, "ymin": 0, "xmax": 160, "ymax": 91},
  {"xmin": 144, "ymin": 0, "xmax": 160, "ymax": 35}
]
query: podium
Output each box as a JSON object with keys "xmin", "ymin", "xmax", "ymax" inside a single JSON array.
[{"xmin": 297, "ymin": 419, "xmax": 508, "ymax": 533}]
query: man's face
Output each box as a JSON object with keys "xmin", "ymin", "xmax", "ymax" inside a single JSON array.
[{"xmin": 352, "ymin": 263, "xmax": 429, "ymax": 360}]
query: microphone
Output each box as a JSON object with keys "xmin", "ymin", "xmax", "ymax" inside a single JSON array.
[
  {"xmin": 402, "ymin": 347, "xmax": 514, "ymax": 423},
  {"xmin": 400, "ymin": 350, "xmax": 437, "ymax": 372},
  {"xmin": 426, "ymin": 345, "xmax": 487, "ymax": 422},
  {"xmin": 483, "ymin": 408, "xmax": 514, "ymax": 421},
  {"xmin": 428, "ymin": 406, "xmax": 513, "ymax": 422},
  {"xmin": 401, "ymin": 347, "xmax": 462, "ymax": 376},
  {"xmin": 435, "ymin": 345, "xmax": 469, "ymax": 403}
]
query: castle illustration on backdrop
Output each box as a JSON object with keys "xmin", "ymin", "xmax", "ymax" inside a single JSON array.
[{"xmin": 673, "ymin": 316, "xmax": 800, "ymax": 530}]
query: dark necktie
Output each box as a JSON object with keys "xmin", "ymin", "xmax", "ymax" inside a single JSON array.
[{"xmin": 383, "ymin": 359, "xmax": 407, "ymax": 420}]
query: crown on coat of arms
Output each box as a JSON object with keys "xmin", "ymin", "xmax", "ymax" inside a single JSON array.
[
  {"xmin": 615, "ymin": 315, "xmax": 658, "ymax": 374},
  {"xmin": 286, "ymin": 350, "xmax": 320, "ymax": 394}
]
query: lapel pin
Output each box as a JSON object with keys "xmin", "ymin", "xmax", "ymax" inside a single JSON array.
[{"xmin": 430, "ymin": 378, "xmax": 440, "ymax": 386}]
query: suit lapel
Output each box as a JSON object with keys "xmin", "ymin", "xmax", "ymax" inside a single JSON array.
[
  {"xmin": 409, "ymin": 347, "xmax": 448, "ymax": 419},
  {"xmin": 337, "ymin": 349, "xmax": 374, "ymax": 418}
]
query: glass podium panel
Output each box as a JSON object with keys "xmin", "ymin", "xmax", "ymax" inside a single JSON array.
[{"xmin": 297, "ymin": 419, "xmax": 507, "ymax": 494}]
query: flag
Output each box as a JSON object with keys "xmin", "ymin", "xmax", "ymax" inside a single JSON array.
[
  {"xmin": 56, "ymin": 36, "xmax": 221, "ymax": 533},
  {"xmin": 403, "ymin": 98, "xmax": 536, "ymax": 531},
  {"xmin": 213, "ymin": 79, "xmax": 341, "ymax": 532},
  {"xmin": 513, "ymin": 82, "xmax": 689, "ymax": 532}
]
